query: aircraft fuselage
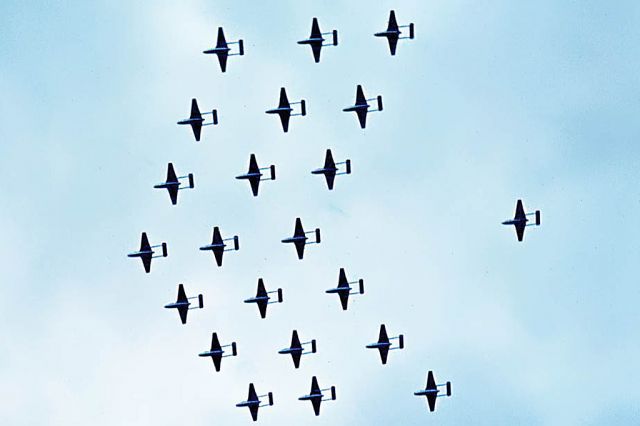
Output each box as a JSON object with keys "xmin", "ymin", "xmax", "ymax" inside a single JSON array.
[
  {"xmin": 199, "ymin": 349, "xmax": 223, "ymax": 357},
  {"xmin": 265, "ymin": 107, "xmax": 292, "ymax": 114},
  {"xmin": 127, "ymin": 249, "xmax": 152, "ymax": 258},
  {"xmin": 325, "ymin": 287, "xmax": 350, "ymax": 294},
  {"xmin": 342, "ymin": 104, "xmax": 369, "ymax": 112},
  {"xmin": 281, "ymin": 236, "xmax": 308, "ymax": 244},
  {"xmin": 177, "ymin": 117, "xmax": 204, "ymax": 126},
  {"xmin": 203, "ymin": 47, "xmax": 230, "ymax": 54},
  {"xmin": 374, "ymin": 30, "xmax": 400, "ymax": 37},
  {"xmin": 164, "ymin": 301, "xmax": 189, "ymax": 309},
  {"xmin": 278, "ymin": 347, "xmax": 302, "ymax": 355},
  {"xmin": 297, "ymin": 38, "xmax": 324, "ymax": 45},
  {"xmin": 154, "ymin": 181, "xmax": 179, "ymax": 189},
  {"xmin": 414, "ymin": 388, "xmax": 438, "ymax": 396},
  {"xmin": 200, "ymin": 243, "xmax": 225, "ymax": 251},
  {"xmin": 236, "ymin": 172, "xmax": 262, "ymax": 180},
  {"xmin": 311, "ymin": 167, "xmax": 337, "ymax": 175},
  {"xmin": 235, "ymin": 400, "xmax": 259, "ymax": 408},
  {"xmin": 502, "ymin": 218, "xmax": 527, "ymax": 226},
  {"xmin": 298, "ymin": 393, "xmax": 322, "ymax": 401},
  {"xmin": 366, "ymin": 342, "xmax": 391, "ymax": 349},
  {"xmin": 244, "ymin": 295, "xmax": 269, "ymax": 304}
]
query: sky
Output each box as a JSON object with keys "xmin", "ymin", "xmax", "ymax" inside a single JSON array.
[{"xmin": 1, "ymin": 0, "xmax": 640, "ymax": 424}]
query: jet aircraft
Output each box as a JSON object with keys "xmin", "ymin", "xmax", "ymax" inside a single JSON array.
[
  {"xmin": 414, "ymin": 371, "xmax": 451, "ymax": 412},
  {"xmin": 164, "ymin": 284, "xmax": 203, "ymax": 324},
  {"xmin": 281, "ymin": 218, "xmax": 321, "ymax": 260},
  {"xmin": 127, "ymin": 232, "xmax": 167, "ymax": 273},
  {"xmin": 298, "ymin": 376, "xmax": 336, "ymax": 416},
  {"xmin": 297, "ymin": 17, "xmax": 338, "ymax": 63},
  {"xmin": 501, "ymin": 199, "xmax": 541, "ymax": 241},
  {"xmin": 198, "ymin": 332, "xmax": 237, "ymax": 372},
  {"xmin": 203, "ymin": 27, "xmax": 244, "ymax": 72},
  {"xmin": 325, "ymin": 268, "xmax": 364, "ymax": 310},
  {"xmin": 366, "ymin": 324, "xmax": 404, "ymax": 365},
  {"xmin": 265, "ymin": 87, "xmax": 306, "ymax": 133},
  {"xmin": 343, "ymin": 85, "xmax": 383, "ymax": 129},
  {"xmin": 236, "ymin": 383, "xmax": 273, "ymax": 422},
  {"xmin": 244, "ymin": 278, "xmax": 283, "ymax": 319},
  {"xmin": 154, "ymin": 163, "xmax": 194, "ymax": 205},
  {"xmin": 311, "ymin": 149, "xmax": 351, "ymax": 190},
  {"xmin": 177, "ymin": 98, "xmax": 218, "ymax": 142},
  {"xmin": 374, "ymin": 10, "xmax": 415, "ymax": 55},
  {"xmin": 199, "ymin": 226, "xmax": 239, "ymax": 267},
  {"xmin": 235, "ymin": 154, "xmax": 276, "ymax": 197},
  {"xmin": 278, "ymin": 330, "xmax": 316, "ymax": 369}
]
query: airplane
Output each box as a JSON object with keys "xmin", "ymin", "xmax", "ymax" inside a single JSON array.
[
  {"xmin": 164, "ymin": 284, "xmax": 203, "ymax": 325},
  {"xmin": 236, "ymin": 383, "xmax": 273, "ymax": 422},
  {"xmin": 501, "ymin": 199, "xmax": 541, "ymax": 242},
  {"xmin": 342, "ymin": 85, "xmax": 383, "ymax": 129},
  {"xmin": 414, "ymin": 371, "xmax": 451, "ymax": 412},
  {"xmin": 154, "ymin": 163, "xmax": 194, "ymax": 205},
  {"xmin": 127, "ymin": 232, "xmax": 167, "ymax": 273},
  {"xmin": 199, "ymin": 226, "xmax": 239, "ymax": 267},
  {"xmin": 235, "ymin": 154, "xmax": 276, "ymax": 197},
  {"xmin": 203, "ymin": 27, "xmax": 244, "ymax": 72},
  {"xmin": 281, "ymin": 217, "xmax": 321, "ymax": 260},
  {"xmin": 177, "ymin": 98, "xmax": 218, "ymax": 142},
  {"xmin": 311, "ymin": 149, "xmax": 351, "ymax": 190},
  {"xmin": 198, "ymin": 332, "xmax": 237, "ymax": 372},
  {"xmin": 298, "ymin": 376, "xmax": 336, "ymax": 416},
  {"xmin": 366, "ymin": 324, "xmax": 404, "ymax": 365},
  {"xmin": 374, "ymin": 10, "xmax": 415, "ymax": 56},
  {"xmin": 244, "ymin": 278, "xmax": 283, "ymax": 319},
  {"xmin": 325, "ymin": 268, "xmax": 364, "ymax": 310},
  {"xmin": 278, "ymin": 330, "xmax": 316, "ymax": 369},
  {"xmin": 265, "ymin": 87, "xmax": 306, "ymax": 133},
  {"xmin": 297, "ymin": 17, "xmax": 338, "ymax": 63}
]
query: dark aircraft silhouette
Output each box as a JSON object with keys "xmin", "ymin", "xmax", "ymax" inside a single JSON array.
[
  {"xmin": 298, "ymin": 376, "xmax": 336, "ymax": 416},
  {"xmin": 199, "ymin": 226, "xmax": 239, "ymax": 267},
  {"xmin": 127, "ymin": 232, "xmax": 167, "ymax": 273},
  {"xmin": 311, "ymin": 149, "xmax": 351, "ymax": 190},
  {"xmin": 325, "ymin": 268, "xmax": 364, "ymax": 310},
  {"xmin": 244, "ymin": 278, "xmax": 283, "ymax": 319},
  {"xmin": 414, "ymin": 371, "xmax": 451, "ymax": 412},
  {"xmin": 297, "ymin": 17, "xmax": 338, "ymax": 63},
  {"xmin": 374, "ymin": 10, "xmax": 415, "ymax": 55},
  {"xmin": 164, "ymin": 284, "xmax": 203, "ymax": 324},
  {"xmin": 502, "ymin": 199, "xmax": 541, "ymax": 241},
  {"xmin": 198, "ymin": 332, "xmax": 237, "ymax": 372},
  {"xmin": 235, "ymin": 154, "xmax": 276, "ymax": 197},
  {"xmin": 154, "ymin": 163, "xmax": 194, "ymax": 205},
  {"xmin": 281, "ymin": 218, "xmax": 321, "ymax": 260},
  {"xmin": 203, "ymin": 27, "xmax": 244, "ymax": 72},
  {"xmin": 177, "ymin": 98, "xmax": 218, "ymax": 142},
  {"xmin": 278, "ymin": 330, "xmax": 317, "ymax": 369},
  {"xmin": 366, "ymin": 324, "xmax": 404, "ymax": 365},
  {"xmin": 265, "ymin": 87, "xmax": 306, "ymax": 133},
  {"xmin": 236, "ymin": 383, "xmax": 273, "ymax": 422},
  {"xmin": 343, "ymin": 85, "xmax": 383, "ymax": 129}
]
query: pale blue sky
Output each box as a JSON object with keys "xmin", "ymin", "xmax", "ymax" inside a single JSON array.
[{"xmin": 1, "ymin": 1, "xmax": 639, "ymax": 424}]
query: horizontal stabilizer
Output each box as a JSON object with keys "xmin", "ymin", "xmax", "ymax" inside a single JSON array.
[
  {"xmin": 409, "ymin": 23, "xmax": 415, "ymax": 39},
  {"xmin": 377, "ymin": 95, "xmax": 383, "ymax": 111},
  {"xmin": 198, "ymin": 294, "xmax": 204, "ymax": 309},
  {"xmin": 300, "ymin": 99, "xmax": 306, "ymax": 116},
  {"xmin": 270, "ymin": 165, "xmax": 276, "ymax": 180},
  {"xmin": 535, "ymin": 210, "xmax": 541, "ymax": 226},
  {"xmin": 359, "ymin": 279, "xmax": 365, "ymax": 294},
  {"xmin": 332, "ymin": 30, "xmax": 338, "ymax": 46},
  {"xmin": 277, "ymin": 288, "xmax": 283, "ymax": 303},
  {"xmin": 311, "ymin": 339, "xmax": 317, "ymax": 353},
  {"xmin": 330, "ymin": 386, "xmax": 336, "ymax": 400},
  {"xmin": 446, "ymin": 381, "xmax": 452, "ymax": 396},
  {"xmin": 268, "ymin": 392, "xmax": 274, "ymax": 406},
  {"xmin": 162, "ymin": 242, "xmax": 168, "ymax": 257},
  {"xmin": 238, "ymin": 39, "xmax": 244, "ymax": 56},
  {"xmin": 231, "ymin": 342, "xmax": 238, "ymax": 356},
  {"xmin": 188, "ymin": 173, "xmax": 195, "ymax": 188},
  {"xmin": 315, "ymin": 228, "xmax": 321, "ymax": 243},
  {"xmin": 234, "ymin": 236, "xmax": 240, "ymax": 251},
  {"xmin": 212, "ymin": 110, "xmax": 218, "ymax": 125},
  {"xmin": 398, "ymin": 334, "xmax": 404, "ymax": 349},
  {"xmin": 345, "ymin": 159, "xmax": 352, "ymax": 174}
]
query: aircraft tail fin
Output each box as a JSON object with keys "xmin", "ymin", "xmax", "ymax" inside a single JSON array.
[
  {"xmin": 446, "ymin": 381, "xmax": 452, "ymax": 396},
  {"xmin": 315, "ymin": 228, "xmax": 321, "ymax": 243},
  {"xmin": 377, "ymin": 95, "xmax": 384, "ymax": 111},
  {"xmin": 162, "ymin": 242, "xmax": 168, "ymax": 257},
  {"xmin": 409, "ymin": 23, "xmax": 415, "ymax": 39},
  {"xmin": 330, "ymin": 386, "xmax": 337, "ymax": 400},
  {"xmin": 398, "ymin": 334, "xmax": 404, "ymax": 349},
  {"xmin": 332, "ymin": 30, "xmax": 338, "ymax": 46},
  {"xmin": 211, "ymin": 109, "xmax": 218, "ymax": 125},
  {"xmin": 270, "ymin": 165, "xmax": 276, "ymax": 180},
  {"xmin": 359, "ymin": 279, "xmax": 365, "ymax": 294},
  {"xmin": 234, "ymin": 236, "xmax": 240, "ymax": 251},
  {"xmin": 311, "ymin": 339, "xmax": 317, "ymax": 353},
  {"xmin": 188, "ymin": 173, "xmax": 195, "ymax": 188},
  {"xmin": 345, "ymin": 159, "xmax": 352, "ymax": 174},
  {"xmin": 198, "ymin": 294, "xmax": 204, "ymax": 309},
  {"xmin": 268, "ymin": 392, "xmax": 274, "ymax": 406},
  {"xmin": 277, "ymin": 288, "xmax": 283, "ymax": 303},
  {"xmin": 238, "ymin": 39, "xmax": 244, "ymax": 56},
  {"xmin": 231, "ymin": 342, "xmax": 238, "ymax": 356},
  {"xmin": 300, "ymin": 99, "xmax": 306, "ymax": 116},
  {"xmin": 535, "ymin": 210, "xmax": 541, "ymax": 226}
]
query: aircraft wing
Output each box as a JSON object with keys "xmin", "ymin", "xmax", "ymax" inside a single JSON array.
[
  {"xmin": 249, "ymin": 176, "xmax": 260, "ymax": 196},
  {"xmin": 294, "ymin": 240, "xmax": 306, "ymax": 260},
  {"xmin": 515, "ymin": 222, "xmax": 526, "ymax": 242},
  {"xmin": 257, "ymin": 299, "xmax": 268, "ymax": 319},
  {"xmin": 216, "ymin": 51, "xmax": 229, "ymax": 73},
  {"xmin": 324, "ymin": 149, "xmax": 336, "ymax": 169},
  {"xmin": 167, "ymin": 186, "xmax": 179, "ymax": 205},
  {"xmin": 140, "ymin": 232, "xmax": 151, "ymax": 251},
  {"xmin": 166, "ymin": 163, "xmax": 178, "ymax": 183},
  {"xmin": 256, "ymin": 279, "xmax": 267, "ymax": 297},
  {"xmin": 310, "ymin": 17, "xmax": 322, "ymax": 39},
  {"xmin": 190, "ymin": 98, "xmax": 201, "ymax": 119},
  {"xmin": 310, "ymin": 376, "xmax": 321, "ymax": 394},
  {"xmin": 294, "ymin": 218, "xmax": 305, "ymax": 237},
  {"xmin": 249, "ymin": 405, "xmax": 259, "ymax": 422},
  {"xmin": 190, "ymin": 121, "xmax": 202, "ymax": 142},
  {"xmin": 216, "ymin": 27, "xmax": 227, "ymax": 48},
  {"xmin": 356, "ymin": 85, "xmax": 367, "ymax": 105},
  {"xmin": 177, "ymin": 284, "xmax": 187, "ymax": 303},
  {"xmin": 378, "ymin": 324, "xmax": 389, "ymax": 343},
  {"xmin": 212, "ymin": 226, "xmax": 223, "ymax": 245},
  {"xmin": 387, "ymin": 10, "xmax": 399, "ymax": 32},
  {"xmin": 425, "ymin": 370, "xmax": 438, "ymax": 410},
  {"xmin": 213, "ymin": 247, "xmax": 224, "ymax": 267},
  {"xmin": 141, "ymin": 253, "xmax": 152, "ymax": 273},
  {"xmin": 378, "ymin": 346, "xmax": 389, "ymax": 364},
  {"xmin": 210, "ymin": 333, "xmax": 221, "ymax": 351},
  {"xmin": 249, "ymin": 154, "xmax": 259, "ymax": 174},
  {"xmin": 279, "ymin": 111, "xmax": 291, "ymax": 132},
  {"xmin": 356, "ymin": 109, "xmax": 368, "ymax": 129},
  {"xmin": 324, "ymin": 172, "xmax": 336, "ymax": 190},
  {"xmin": 291, "ymin": 351, "xmax": 302, "ymax": 368},
  {"xmin": 278, "ymin": 87, "xmax": 290, "ymax": 108},
  {"xmin": 387, "ymin": 35, "xmax": 399, "ymax": 56},
  {"xmin": 311, "ymin": 397, "xmax": 322, "ymax": 416},
  {"xmin": 291, "ymin": 330, "xmax": 302, "ymax": 350},
  {"xmin": 514, "ymin": 199, "xmax": 526, "ymax": 220},
  {"xmin": 177, "ymin": 305, "xmax": 189, "ymax": 324},
  {"xmin": 338, "ymin": 291, "xmax": 349, "ymax": 310},
  {"xmin": 338, "ymin": 268, "xmax": 349, "ymax": 288},
  {"xmin": 248, "ymin": 383, "xmax": 258, "ymax": 402},
  {"xmin": 426, "ymin": 393, "xmax": 437, "ymax": 412},
  {"xmin": 212, "ymin": 353, "xmax": 222, "ymax": 372},
  {"xmin": 311, "ymin": 43, "xmax": 322, "ymax": 63}
]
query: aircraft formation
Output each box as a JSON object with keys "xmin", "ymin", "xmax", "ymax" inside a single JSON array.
[{"xmin": 128, "ymin": 9, "xmax": 542, "ymax": 422}]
